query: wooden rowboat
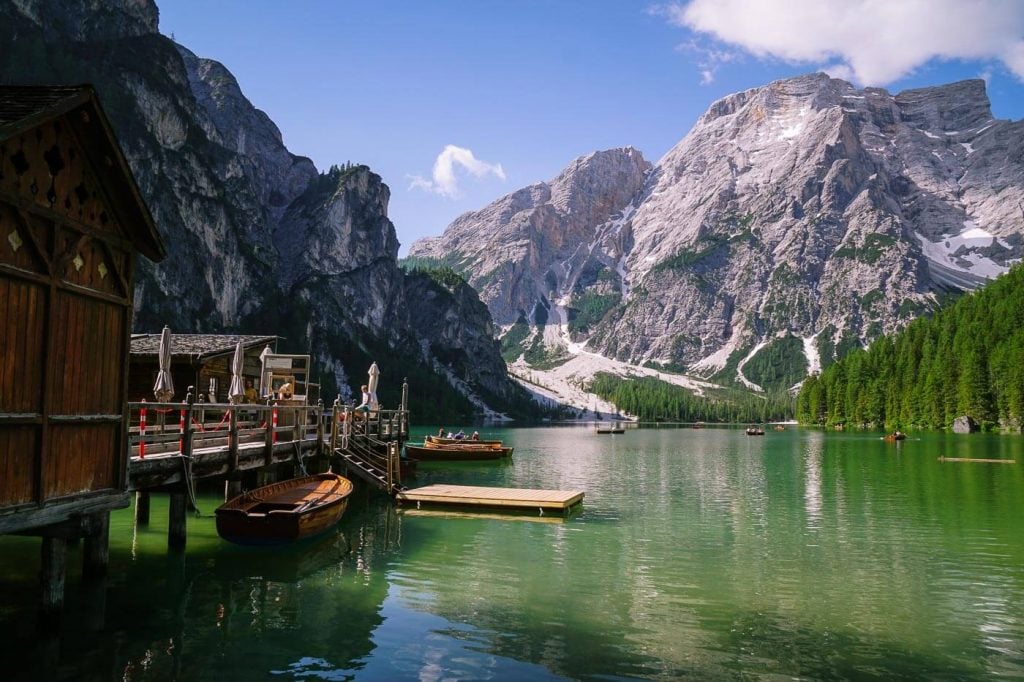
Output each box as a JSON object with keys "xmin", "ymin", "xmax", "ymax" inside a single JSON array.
[
  {"xmin": 215, "ymin": 473, "xmax": 354, "ymax": 546},
  {"xmin": 426, "ymin": 435, "xmax": 504, "ymax": 446},
  {"xmin": 405, "ymin": 443, "xmax": 513, "ymax": 461},
  {"xmin": 745, "ymin": 427, "xmax": 765, "ymax": 436}
]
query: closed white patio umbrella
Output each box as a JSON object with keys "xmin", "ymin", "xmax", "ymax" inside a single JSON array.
[
  {"xmin": 367, "ymin": 361, "xmax": 380, "ymax": 411},
  {"xmin": 153, "ymin": 325, "xmax": 174, "ymax": 402},
  {"xmin": 228, "ymin": 341, "xmax": 245, "ymax": 404}
]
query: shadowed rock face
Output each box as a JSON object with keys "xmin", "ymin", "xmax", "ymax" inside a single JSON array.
[
  {"xmin": 412, "ymin": 73, "xmax": 1024, "ymax": 381},
  {"xmin": 0, "ymin": 0, "xmax": 527, "ymax": 412},
  {"xmin": 410, "ymin": 147, "xmax": 652, "ymax": 324}
]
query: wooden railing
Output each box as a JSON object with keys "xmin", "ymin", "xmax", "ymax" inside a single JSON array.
[
  {"xmin": 127, "ymin": 397, "xmax": 327, "ymax": 460},
  {"xmin": 127, "ymin": 392, "xmax": 409, "ymax": 494},
  {"xmin": 327, "ymin": 401, "xmax": 407, "ymax": 492}
]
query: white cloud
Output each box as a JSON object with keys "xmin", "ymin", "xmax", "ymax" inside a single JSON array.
[
  {"xmin": 661, "ymin": 0, "xmax": 1024, "ymax": 85},
  {"xmin": 409, "ymin": 145, "xmax": 506, "ymax": 198}
]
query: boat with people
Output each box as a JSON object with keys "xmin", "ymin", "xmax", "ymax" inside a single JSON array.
[
  {"xmin": 426, "ymin": 434, "xmax": 504, "ymax": 446},
  {"xmin": 406, "ymin": 440, "xmax": 513, "ymax": 461},
  {"xmin": 745, "ymin": 426, "xmax": 766, "ymax": 436},
  {"xmin": 882, "ymin": 431, "xmax": 907, "ymax": 442},
  {"xmin": 215, "ymin": 473, "xmax": 354, "ymax": 546}
]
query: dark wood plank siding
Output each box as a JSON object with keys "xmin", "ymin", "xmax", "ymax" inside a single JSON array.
[
  {"xmin": 0, "ymin": 427, "xmax": 37, "ymax": 506},
  {"xmin": 45, "ymin": 423, "xmax": 117, "ymax": 499},
  {"xmin": 1, "ymin": 107, "xmax": 138, "ymax": 516}
]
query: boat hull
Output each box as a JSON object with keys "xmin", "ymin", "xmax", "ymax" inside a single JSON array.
[
  {"xmin": 405, "ymin": 443, "xmax": 512, "ymax": 461},
  {"xmin": 215, "ymin": 473, "xmax": 354, "ymax": 546},
  {"xmin": 426, "ymin": 435, "xmax": 503, "ymax": 446}
]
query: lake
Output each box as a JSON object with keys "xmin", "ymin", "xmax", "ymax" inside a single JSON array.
[{"xmin": 1, "ymin": 426, "xmax": 1022, "ymax": 680}]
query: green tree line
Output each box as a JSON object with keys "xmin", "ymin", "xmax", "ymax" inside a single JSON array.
[
  {"xmin": 796, "ymin": 265, "xmax": 1024, "ymax": 431},
  {"xmin": 589, "ymin": 373, "xmax": 794, "ymax": 423}
]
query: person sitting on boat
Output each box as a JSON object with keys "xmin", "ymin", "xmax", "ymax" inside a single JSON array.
[
  {"xmin": 438, "ymin": 427, "xmax": 446, "ymax": 438},
  {"xmin": 471, "ymin": 431, "xmax": 480, "ymax": 441},
  {"xmin": 454, "ymin": 429, "xmax": 466, "ymax": 439},
  {"xmin": 446, "ymin": 431, "xmax": 454, "ymax": 438}
]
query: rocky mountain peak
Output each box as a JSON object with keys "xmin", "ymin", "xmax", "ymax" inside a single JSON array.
[
  {"xmin": 408, "ymin": 147, "xmax": 650, "ymax": 324},
  {"xmin": 418, "ymin": 72, "xmax": 1024, "ymax": 396},
  {"xmin": 894, "ymin": 78, "xmax": 992, "ymax": 133}
]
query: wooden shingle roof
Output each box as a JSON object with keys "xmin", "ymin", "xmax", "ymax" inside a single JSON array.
[{"xmin": 131, "ymin": 333, "xmax": 277, "ymax": 361}]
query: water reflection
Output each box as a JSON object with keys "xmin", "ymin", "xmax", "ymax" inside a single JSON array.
[{"xmin": 1, "ymin": 427, "xmax": 1022, "ymax": 680}]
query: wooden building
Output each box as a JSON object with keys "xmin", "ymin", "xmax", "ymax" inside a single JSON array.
[
  {"xmin": 129, "ymin": 333, "xmax": 277, "ymax": 404},
  {"xmin": 0, "ymin": 85, "xmax": 165, "ymax": 610}
]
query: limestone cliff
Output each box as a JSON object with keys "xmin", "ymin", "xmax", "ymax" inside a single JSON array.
[{"xmin": 0, "ymin": 0, "xmax": 533, "ymax": 417}]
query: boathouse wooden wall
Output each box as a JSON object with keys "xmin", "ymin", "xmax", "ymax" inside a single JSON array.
[{"xmin": 0, "ymin": 86, "xmax": 164, "ymax": 532}]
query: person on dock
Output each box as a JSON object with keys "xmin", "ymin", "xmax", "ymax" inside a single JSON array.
[
  {"xmin": 356, "ymin": 384, "xmax": 371, "ymax": 413},
  {"xmin": 244, "ymin": 379, "xmax": 257, "ymax": 404}
]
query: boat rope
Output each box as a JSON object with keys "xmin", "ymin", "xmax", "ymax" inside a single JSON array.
[
  {"xmin": 180, "ymin": 454, "xmax": 201, "ymax": 516},
  {"xmin": 294, "ymin": 441, "xmax": 307, "ymax": 476}
]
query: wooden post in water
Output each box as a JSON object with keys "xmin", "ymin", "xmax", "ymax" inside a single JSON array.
[
  {"xmin": 182, "ymin": 391, "xmax": 197, "ymax": 512},
  {"xmin": 40, "ymin": 537, "xmax": 67, "ymax": 618},
  {"xmin": 228, "ymin": 404, "xmax": 239, "ymax": 473},
  {"xmin": 315, "ymin": 399, "xmax": 325, "ymax": 456},
  {"xmin": 168, "ymin": 492, "xmax": 187, "ymax": 550},
  {"xmin": 264, "ymin": 403, "xmax": 275, "ymax": 468},
  {"xmin": 224, "ymin": 479, "xmax": 242, "ymax": 501},
  {"xmin": 82, "ymin": 511, "xmax": 110, "ymax": 581},
  {"xmin": 400, "ymin": 377, "xmax": 409, "ymax": 445},
  {"xmin": 135, "ymin": 491, "xmax": 151, "ymax": 525},
  {"xmin": 329, "ymin": 397, "xmax": 340, "ymax": 453}
]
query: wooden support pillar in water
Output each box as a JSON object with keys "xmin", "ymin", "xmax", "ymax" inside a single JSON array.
[
  {"xmin": 168, "ymin": 492, "xmax": 188, "ymax": 550},
  {"xmin": 135, "ymin": 491, "xmax": 151, "ymax": 525},
  {"xmin": 82, "ymin": 512, "xmax": 110, "ymax": 581},
  {"xmin": 40, "ymin": 537, "xmax": 67, "ymax": 619},
  {"xmin": 258, "ymin": 468, "xmax": 278, "ymax": 487},
  {"xmin": 225, "ymin": 478, "xmax": 242, "ymax": 501}
]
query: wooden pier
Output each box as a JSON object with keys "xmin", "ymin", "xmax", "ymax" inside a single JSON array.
[{"xmin": 396, "ymin": 484, "xmax": 585, "ymax": 513}]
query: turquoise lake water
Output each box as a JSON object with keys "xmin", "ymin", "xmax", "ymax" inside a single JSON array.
[{"xmin": 1, "ymin": 426, "xmax": 1023, "ymax": 680}]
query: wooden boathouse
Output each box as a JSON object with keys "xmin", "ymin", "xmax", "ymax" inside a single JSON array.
[
  {"xmin": 128, "ymin": 333, "xmax": 278, "ymax": 403},
  {"xmin": 0, "ymin": 85, "xmax": 166, "ymax": 614}
]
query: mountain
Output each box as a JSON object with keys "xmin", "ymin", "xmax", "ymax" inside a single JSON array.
[
  {"xmin": 796, "ymin": 264, "xmax": 1024, "ymax": 431},
  {"xmin": 0, "ymin": 0, "xmax": 535, "ymax": 419},
  {"xmin": 411, "ymin": 73, "xmax": 1024, "ymax": 393}
]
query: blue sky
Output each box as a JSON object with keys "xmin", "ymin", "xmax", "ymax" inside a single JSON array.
[{"xmin": 158, "ymin": 1, "xmax": 1024, "ymax": 255}]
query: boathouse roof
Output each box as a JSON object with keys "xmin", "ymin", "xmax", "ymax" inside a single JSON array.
[
  {"xmin": 0, "ymin": 84, "xmax": 166, "ymax": 261},
  {"xmin": 131, "ymin": 333, "xmax": 278, "ymax": 361}
]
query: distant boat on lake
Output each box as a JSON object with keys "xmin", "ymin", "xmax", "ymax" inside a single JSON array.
[
  {"xmin": 596, "ymin": 427, "xmax": 625, "ymax": 434},
  {"xmin": 745, "ymin": 427, "xmax": 766, "ymax": 436}
]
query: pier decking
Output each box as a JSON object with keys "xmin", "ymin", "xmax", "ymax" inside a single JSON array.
[{"xmin": 396, "ymin": 484, "xmax": 585, "ymax": 512}]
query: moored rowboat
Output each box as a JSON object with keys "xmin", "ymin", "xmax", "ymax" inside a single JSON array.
[
  {"xmin": 405, "ymin": 443, "xmax": 513, "ymax": 461},
  {"xmin": 215, "ymin": 473, "xmax": 354, "ymax": 546},
  {"xmin": 426, "ymin": 435, "xmax": 504, "ymax": 446}
]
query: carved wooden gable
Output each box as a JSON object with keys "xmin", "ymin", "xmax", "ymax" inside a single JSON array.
[{"xmin": 0, "ymin": 115, "xmax": 131, "ymax": 299}]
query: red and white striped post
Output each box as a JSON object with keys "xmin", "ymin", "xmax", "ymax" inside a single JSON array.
[
  {"xmin": 139, "ymin": 399, "xmax": 147, "ymax": 459},
  {"xmin": 272, "ymin": 403, "xmax": 279, "ymax": 444},
  {"xmin": 179, "ymin": 402, "xmax": 186, "ymax": 453}
]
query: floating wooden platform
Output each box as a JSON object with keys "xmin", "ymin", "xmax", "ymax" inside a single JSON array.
[
  {"xmin": 397, "ymin": 508, "xmax": 571, "ymax": 523},
  {"xmin": 395, "ymin": 485, "xmax": 584, "ymax": 513},
  {"xmin": 938, "ymin": 457, "xmax": 1016, "ymax": 464}
]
